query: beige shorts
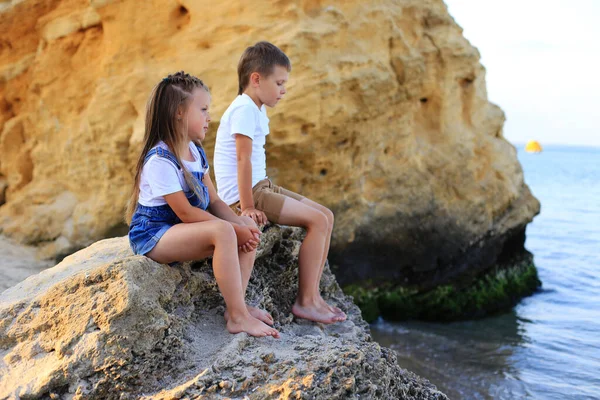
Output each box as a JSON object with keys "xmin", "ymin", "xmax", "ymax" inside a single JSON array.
[{"xmin": 229, "ymin": 179, "xmax": 304, "ymax": 224}]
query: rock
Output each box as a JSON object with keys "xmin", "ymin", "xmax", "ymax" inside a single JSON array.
[
  {"xmin": 0, "ymin": 178, "xmax": 6, "ymax": 205},
  {"xmin": 0, "ymin": 225, "xmax": 447, "ymax": 399},
  {"xmin": 0, "ymin": 0, "xmax": 540, "ymax": 320}
]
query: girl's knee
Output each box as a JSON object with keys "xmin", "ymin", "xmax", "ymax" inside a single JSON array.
[
  {"xmin": 240, "ymin": 215, "xmax": 258, "ymax": 228},
  {"xmin": 210, "ymin": 220, "xmax": 236, "ymax": 242}
]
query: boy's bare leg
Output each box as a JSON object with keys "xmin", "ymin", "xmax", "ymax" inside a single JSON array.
[
  {"xmin": 146, "ymin": 220, "xmax": 279, "ymax": 338},
  {"xmin": 224, "ymin": 217, "xmax": 274, "ymax": 325},
  {"xmin": 278, "ymin": 197, "xmax": 345, "ymax": 324},
  {"xmin": 299, "ymin": 198, "xmax": 346, "ymax": 320}
]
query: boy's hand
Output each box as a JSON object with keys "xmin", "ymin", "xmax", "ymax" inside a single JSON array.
[
  {"xmin": 233, "ymin": 224, "xmax": 261, "ymax": 253},
  {"xmin": 241, "ymin": 207, "xmax": 268, "ymax": 226}
]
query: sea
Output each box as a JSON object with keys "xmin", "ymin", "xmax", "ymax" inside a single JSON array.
[{"xmin": 371, "ymin": 144, "xmax": 600, "ymax": 399}]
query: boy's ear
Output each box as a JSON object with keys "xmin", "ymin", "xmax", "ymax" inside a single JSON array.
[{"xmin": 250, "ymin": 72, "xmax": 261, "ymax": 87}]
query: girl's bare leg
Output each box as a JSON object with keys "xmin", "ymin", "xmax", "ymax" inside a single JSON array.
[
  {"xmin": 278, "ymin": 198, "xmax": 345, "ymax": 324},
  {"xmin": 146, "ymin": 220, "xmax": 279, "ymax": 338},
  {"xmin": 224, "ymin": 217, "xmax": 274, "ymax": 325},
  {"xmin": 234, "ymin": 245, "xmax": 274, "ymax": 325},
  {"xmin": 299, "ymin": 198, "xmax": 346, "ymax": 320}
]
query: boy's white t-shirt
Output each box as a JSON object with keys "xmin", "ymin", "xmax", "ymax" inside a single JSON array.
[
  {"xmin": 214, "ymin": 93, "xmax": 270, "ymax": 205},
  {"xmin": 138, "ymin": 141, "xmax": 209, "ymax": 206}
]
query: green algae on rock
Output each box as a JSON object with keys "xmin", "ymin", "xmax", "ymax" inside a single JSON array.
[{"xmin": 345, "ymin": 253, "xmax": 541, "ymax": 323}]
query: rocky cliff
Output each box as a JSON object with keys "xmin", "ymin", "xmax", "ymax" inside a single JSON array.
[
  {"xmin": 0, "ymin": 226, "xmax": 447, "ymax": 399},
  {"xmin": 0, "ymin": 0, "xmax": 540, "ymax": 320}
]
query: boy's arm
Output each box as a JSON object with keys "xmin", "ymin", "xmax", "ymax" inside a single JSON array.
[
  {"xmin": 235, "ymin": 134, "xmax": 254, "ymax": 211},
  {"xmin": 235, "ymin": 134, "xmax": 267, "ymax": 225},
  {"xmin": 204, "ymin": 173, "xmax": 243, "ymax": 223}
]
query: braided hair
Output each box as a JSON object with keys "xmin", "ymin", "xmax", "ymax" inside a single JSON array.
[{"xmin": 126, "ymin": 71, "xmax": 210, "ymax": 222}]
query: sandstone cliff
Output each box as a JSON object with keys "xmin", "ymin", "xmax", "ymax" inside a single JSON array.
[
  {"xmin": 0, "ymin": 226, "xmax": 447, "ymax": 399},
  {"xmin": 0, "ymin": 0, "xmax": 540, "ymax": 319}
]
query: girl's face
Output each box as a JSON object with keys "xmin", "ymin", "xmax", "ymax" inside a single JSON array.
[
  {"xmin": 257, "ymin": 65, "xmax": 289, "ymax": 108},
  {"xmin": 184, "ymin": 88, "xmax": 211, "ymax": 141}
]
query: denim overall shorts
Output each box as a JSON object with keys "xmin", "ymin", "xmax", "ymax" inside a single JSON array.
[{"xmin": 129, "ymin": 144, "xmax": 210, "ymax": 256}]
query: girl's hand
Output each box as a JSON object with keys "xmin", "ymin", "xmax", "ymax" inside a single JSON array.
[
  {"xmin": 233, "ymin": 224, "xmax": 260, "ymax": 252},
  {"xmin": 241, "ymin": 207, "xmax": 268, "ymax": 226},
  {"xmin": 237, "ymin": 215, "xmax": 261, "ymax": 252}
]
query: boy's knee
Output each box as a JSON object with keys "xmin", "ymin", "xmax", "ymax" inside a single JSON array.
[
  {"xmin": 323, "ymin": 207, "xmax": 334, "ymax": 227},
  {"xmin": 313, "ymin": 204, "xmax": 333, "ymax": 230},
  {"xmin": 308, "ymin": 210, "xmax": 329, "ymax": 233}
]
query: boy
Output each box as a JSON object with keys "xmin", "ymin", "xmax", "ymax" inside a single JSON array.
[{"xmin": 214, "ymin": 41, "xmax": 346, "ymax": 324}]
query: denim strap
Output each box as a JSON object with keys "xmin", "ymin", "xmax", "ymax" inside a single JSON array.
[
  {"xmin": 144, "ymin": 145, "xmax": 208, "ymax": 171},
  {"xmin": 195, "ymin": 144, "xmax": 209, "ymax": 170},
  {"xmin": 144, "ymin": 147, "xmax": 182, "ymax": 170}
]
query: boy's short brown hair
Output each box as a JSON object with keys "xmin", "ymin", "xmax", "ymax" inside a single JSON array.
[{"xmin": 237, "ymin": 41, "xmax": 291, "ymax": 95}]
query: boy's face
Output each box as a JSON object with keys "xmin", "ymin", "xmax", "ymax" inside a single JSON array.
[{"xmin": 258, "ymin": 65, "xmax": 289, "ymax": 108}]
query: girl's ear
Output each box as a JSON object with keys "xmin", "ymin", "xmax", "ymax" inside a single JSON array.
[
  {"xmin": 176, "ymin": 105, "xmax": 184, "ymax": 121},
  {"xmin": 250, "ymin": 72, "xmax": 261, "ymax": 87}
]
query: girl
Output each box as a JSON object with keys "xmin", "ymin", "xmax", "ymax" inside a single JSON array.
[{"xmin": 126, "ymin": 71, "xmax": 279, "ymax": 339}]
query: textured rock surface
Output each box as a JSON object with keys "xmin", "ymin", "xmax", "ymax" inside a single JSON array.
[
  {"xmin": 0, "ymin": 226, "xmax": 447, "ymax": 399},
  {"xmin": 0, "ymin": 0, "xmax": 539, "ymax": 315}
]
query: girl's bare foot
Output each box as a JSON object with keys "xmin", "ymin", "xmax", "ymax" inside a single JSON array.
[
  {"xmin": 247, "ymin": 305, "xmax": 274, "ymax": 325},
  {"xmin": 317, "ymin": 296, "xmax": 346, "ymax": 321},
  {"xmin": 291, "ymin": 301, "xmax": 344, "ymax": 324},
  {"xmin": 226, "ymin": 314, "xmax": 280, "ymax": 338},
  {"xmin": 225, "ymin": 306, "xmax": 274, "ymax": 325}
]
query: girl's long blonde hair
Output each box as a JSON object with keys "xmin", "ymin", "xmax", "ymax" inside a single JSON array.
[{"xmin": 125, "ymin": 71, "xmax": 209, "ymax": 223}]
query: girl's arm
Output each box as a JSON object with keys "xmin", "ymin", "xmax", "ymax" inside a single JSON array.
[
  {"xmin": 204, "ymin": 173, "xmax": 261, "ymax": 251},
  {"xmin": 163, "ymin": 174, "xmax": 240, "ymax": 224},
  {"xmin": 164, "ymin": 190, "xmax": 219, "ymax": 223},
  {"xmin": 165, "ymin": 188, "xmax": 259, "ymax": 251}
]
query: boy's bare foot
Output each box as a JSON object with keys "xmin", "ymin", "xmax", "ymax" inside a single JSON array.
[
  {"xmin": 225, "ymin": 306, "xmax": 274, "ymax": 326},
  {"xmin": 292, "ymin": 301, "xmax": 345, "ymax": 324},
  {"xmin": 226, "ymin": 314, "xmax": 280, "ymax": 338}
]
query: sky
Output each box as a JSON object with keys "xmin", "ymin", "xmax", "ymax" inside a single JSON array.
[{"xmin": 444, "ymin": 0, "xmax": 600, "ymax": 147}]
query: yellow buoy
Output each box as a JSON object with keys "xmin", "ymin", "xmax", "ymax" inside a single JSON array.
[{"xmin": 525, "ymin": 140, "xmax": 542, "ymax": 153}]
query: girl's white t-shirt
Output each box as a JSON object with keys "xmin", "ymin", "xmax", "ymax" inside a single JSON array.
[
  {"xmin": 213, "ymin": 93, "xmax": 270, "ymax": 205},
  {"xmin": 138, "ymin": 141, "xmax": 209, "ymax": 207}
]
